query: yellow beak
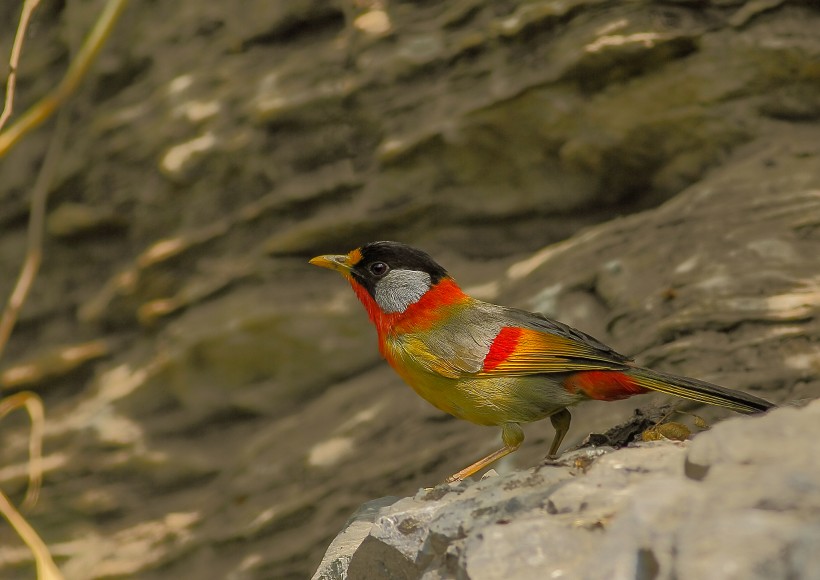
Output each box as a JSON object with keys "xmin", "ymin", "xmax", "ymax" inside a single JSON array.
[{"xmin": 309, "ymin": 254, "xmax": 354, "ymax": 274}]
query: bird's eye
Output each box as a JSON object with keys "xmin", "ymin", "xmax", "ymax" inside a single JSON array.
[{"xmin": 369, "ymin": 261, "xmax": 389, "ymax": 276}]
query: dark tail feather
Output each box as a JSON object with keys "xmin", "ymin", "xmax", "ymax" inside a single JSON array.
[{"xmin": 627, "ymin": 367, "xmax": 775, "ymax": 414}]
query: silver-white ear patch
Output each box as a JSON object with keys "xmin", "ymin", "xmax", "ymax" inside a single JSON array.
[{"xmin": 375, "ymin": 270, "xmax": 432, "ymax": 313}]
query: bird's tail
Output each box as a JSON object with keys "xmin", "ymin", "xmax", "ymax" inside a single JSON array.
[{"xmin": 626, "ymin": 367, "xmax": 775, "ymax": 414}]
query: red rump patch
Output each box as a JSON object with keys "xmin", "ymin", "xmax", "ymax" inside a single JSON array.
[
  {"xmin": 564, "ymin": 370, "xmax": 649, "ymax": 401},
  {"xmin": 483, "ymin": 327, "xmax": 523, "ymax": 371}
]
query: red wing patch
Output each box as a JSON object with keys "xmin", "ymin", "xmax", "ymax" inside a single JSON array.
[
  {"xmin": 482, "ymin": 327, "xmax": 523, "ymax": 371},
  {"xmin": 478, "ymin": 327, "xmax": 625, "ymax": 376}
]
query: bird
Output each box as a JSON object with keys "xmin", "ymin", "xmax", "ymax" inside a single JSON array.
[{"xmin": 309, "ymin": 241, "xmax": 776, "ymax": 482}]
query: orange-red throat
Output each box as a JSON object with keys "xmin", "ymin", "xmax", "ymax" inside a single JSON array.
[{"xmin": 350, "ymin": 275, "xmax": 468, "ymax": 338}]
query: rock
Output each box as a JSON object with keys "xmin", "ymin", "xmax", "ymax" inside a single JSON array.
[
  {"xmin": 0, "ymin": 0, "xmax": 819, "ymax": 578},
  {"xmin": 312, "ymin": 496, "xmax": 401, "ymax": 580},
  {"xmin": 317, "ymin": 400, "xmax": 820, "ymax": 579}
]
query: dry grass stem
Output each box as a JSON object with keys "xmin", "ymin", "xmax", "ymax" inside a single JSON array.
[
  {"xmin": 0, "ymin": 489, "xmax": 62, "ymax": 580},
  {"xmin": 0, "ymin": 392, "xmax": 45, "ymax": 509},
  {"xmin": 0, "ymin": 0, "xmax": 130, "ymax": 158},
  {"xmin": 0, "ymin": 108, "xmax": 68, "ymax": 358},
  {"xmin": 0, "ymin": 108, "xmax": 68, "ymax": 580},
  {"xmin": 0, "ymin": 0, "xmax": 129, "ymax": 576},
  {"xmin": 0, "ymin": 0, "xmax": 43, "ymax": 134}
]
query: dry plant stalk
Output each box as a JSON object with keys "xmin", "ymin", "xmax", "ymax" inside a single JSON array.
[
  {"xmin": 0, "ymin": 392, "xmax": 44, "ymax": 509},
  {"xmin": 0, "ymin": 0, "xmax": 42, "ymax": 133},
  {"xmin": 0, "ymin": 2, "xmax": 60, "ymax": 577},
  {"xmin": 0, "ymin": 0, "xmax": 129, "ymax": 577},
  {"xmin": 0, "ymin": 0, "xmax": 130, "ymax": 158},
  {"xmin": 0, "ymin": 490, "xmax": 61, "ymax": 580}
]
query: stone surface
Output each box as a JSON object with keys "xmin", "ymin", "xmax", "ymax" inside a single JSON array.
[
  {"xmin": 0, "ymin": 0, "xmax": 818, "ymax": 578},
  {"xmin": 316, "ymin": 400, "xmax": 820, "ymax": 579}
]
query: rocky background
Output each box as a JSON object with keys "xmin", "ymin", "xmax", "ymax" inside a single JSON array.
[{"xmin": 0, "ymin": 0, "xmax": 818, "ymax": 578}]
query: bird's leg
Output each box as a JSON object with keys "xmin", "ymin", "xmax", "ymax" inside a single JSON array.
[
  {"xmin": 446, "ymin": 423, "xmax": 524, "ymax": 483},
  {"xmin": 547, "ymin": 408, "xmax": 571, "ymax": 457}
]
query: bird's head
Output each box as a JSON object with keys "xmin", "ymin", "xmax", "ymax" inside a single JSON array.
[{"xmin": 310, "ymin": 241, "xmax": 467, "ymax": 334}]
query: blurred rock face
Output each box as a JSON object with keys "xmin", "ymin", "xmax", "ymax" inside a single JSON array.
[{"xmin": 0, "ymin": 1, "xmax": 818, "ymax": 578}]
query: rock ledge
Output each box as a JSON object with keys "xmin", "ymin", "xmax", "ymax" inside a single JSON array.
[{"xmin": 315, "ymin": 400, "xmax": 820, "ymax": 580}]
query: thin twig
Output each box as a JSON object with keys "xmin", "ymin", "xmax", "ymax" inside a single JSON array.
[
  {"xmin": 0, "ymin": 490, "xmax": 62, "ymax": 580},
  {"xmin": 0, "ymin": 3, "xmax": 124, "ymax": 578},
  {"xmin": 0, "ymin": 392, "xmax": 45, "ymax": 510},
  {"xmin": 0, "ymin": 109, "xmax": 68, "ymax": 358},
  {"xmin": 0, "ymin": 0, "xmax": 130, "ymax": 158},
  {"xmin": 0, "ymin": 110, "xmax": 69, "ymax": 580},
  {"xmin": 0, "ymin": 0, "xmax": 43, "ymax": 134}
]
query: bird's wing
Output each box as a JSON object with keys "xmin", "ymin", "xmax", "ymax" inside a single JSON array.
[
  {"xmin": 394, "ymin": 302, "xmax": 631, "ymax": 379},
  {"xmin": 474, "ymin": 306, "xmax": 632, "ymax": 376}
]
